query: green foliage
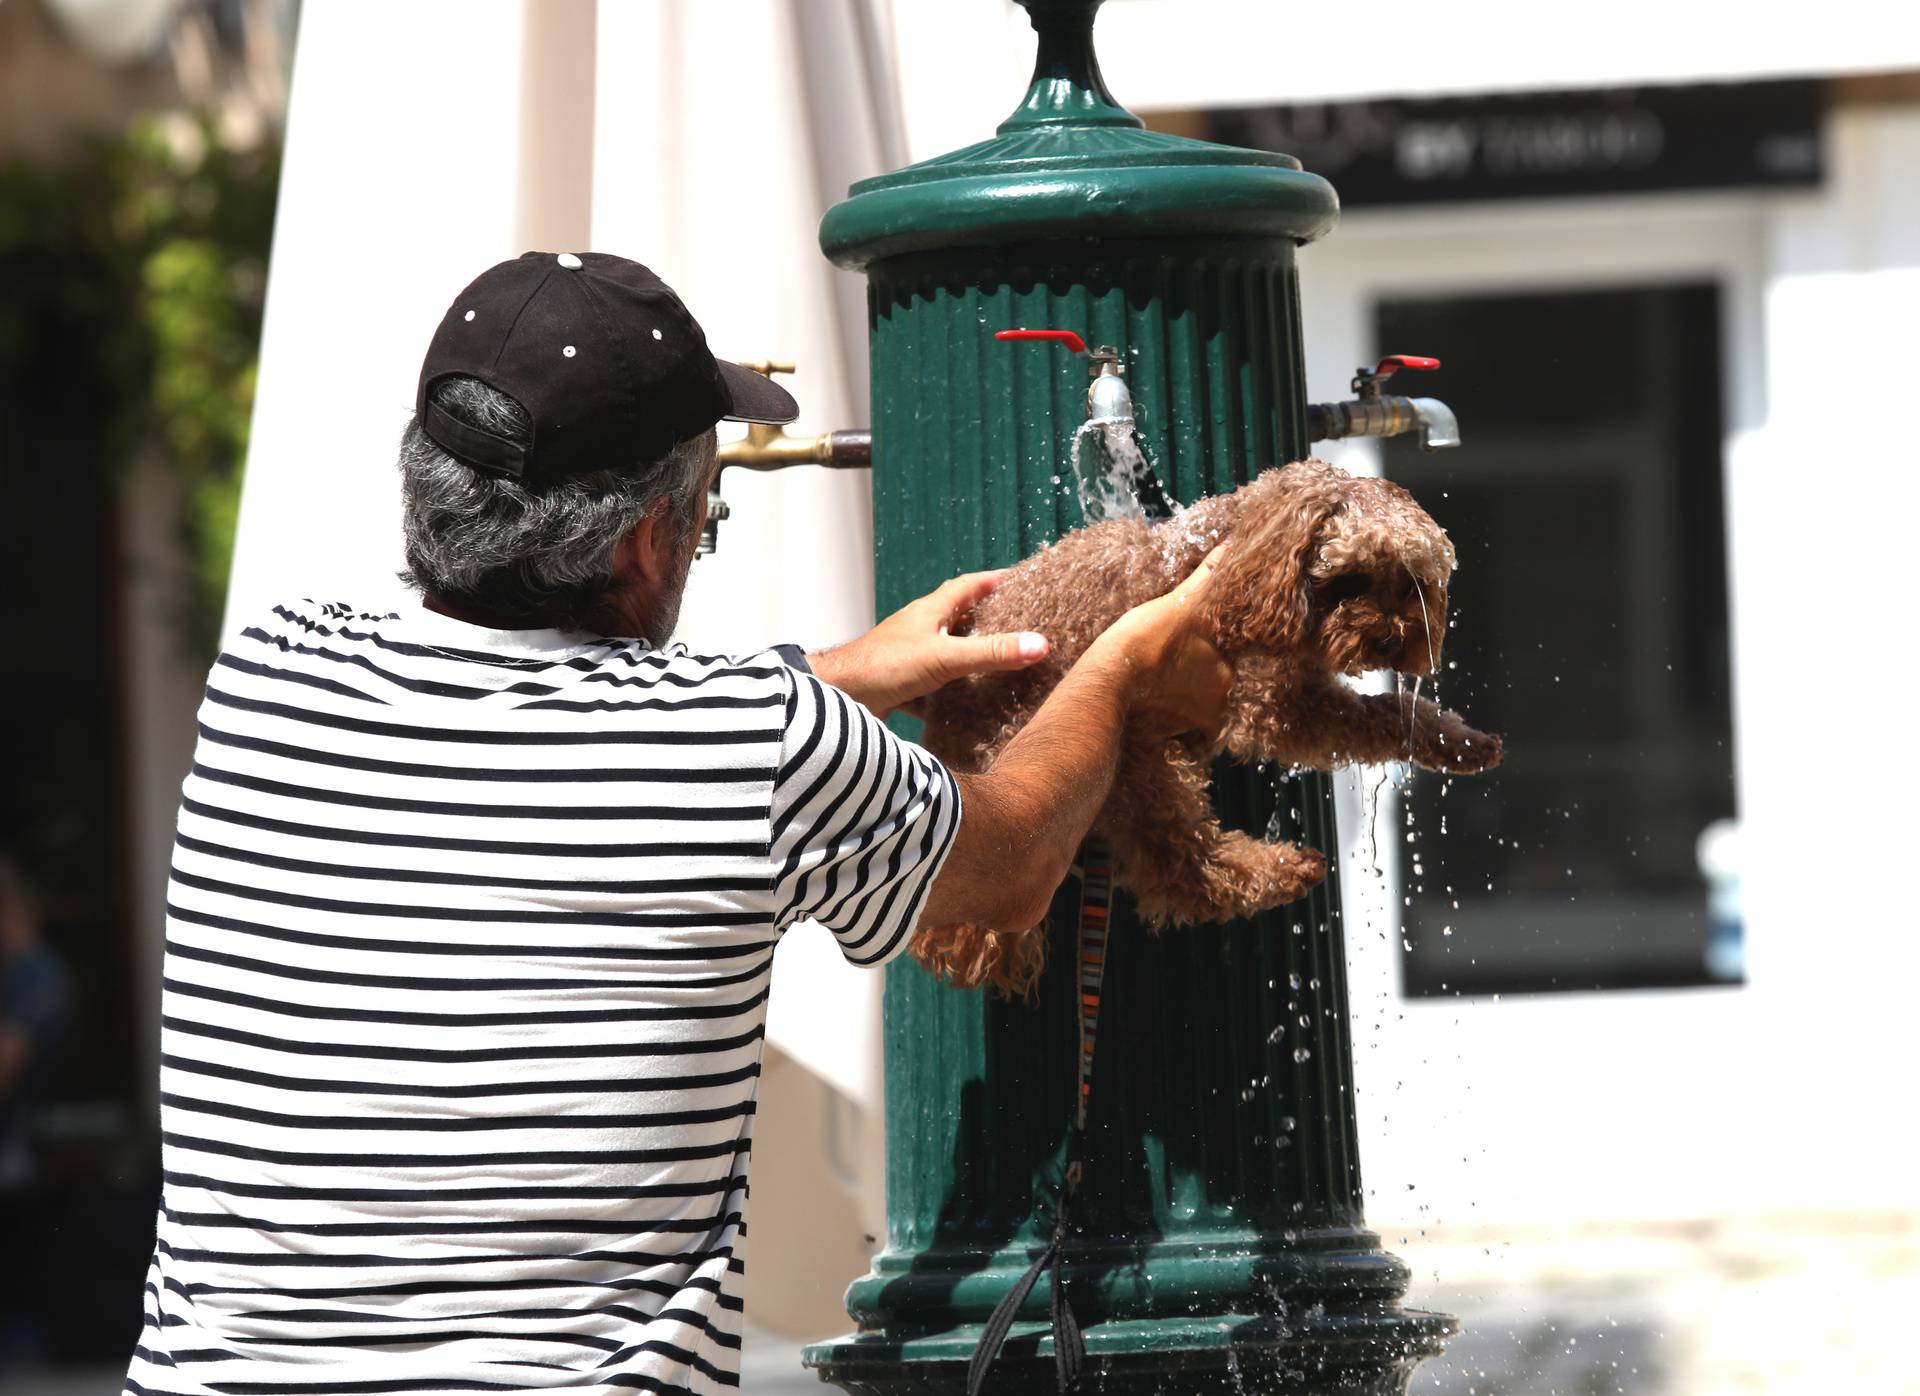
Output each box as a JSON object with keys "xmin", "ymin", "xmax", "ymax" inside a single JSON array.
[{"xmin": 0, "ymin": 114, "xmax": 279, "ymax": 658}]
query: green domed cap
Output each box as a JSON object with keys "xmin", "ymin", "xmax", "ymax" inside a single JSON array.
[{"xmin": 819, "ymin": 0, "xmax": 1339, "ymax": 271}]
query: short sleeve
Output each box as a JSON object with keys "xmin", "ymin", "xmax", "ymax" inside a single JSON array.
[{"xmin": 769, "ymin": 669, "xmax": 962, "ymax": 968}]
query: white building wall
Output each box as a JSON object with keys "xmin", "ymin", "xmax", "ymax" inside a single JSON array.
[
  {"xmin": 1297, "ymin": 100, "xmax": 1920, "ymax": 1232},
  {"xmin": 1088, "ymin": 0, "xmax": 1920, "ymax": 105}
]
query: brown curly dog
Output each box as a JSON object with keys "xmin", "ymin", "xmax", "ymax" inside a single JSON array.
[{"xmin": 914, "ymin": 458, "xmax": 1503, "ymax": 997}]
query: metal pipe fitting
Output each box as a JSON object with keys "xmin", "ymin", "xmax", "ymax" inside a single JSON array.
[
  {"xmin": 1307, "ymin": 394, "xmax": 1461, "ymax": 451},
  {"xmin": 716, "ymin": 427, "xmax": 872, "ymax": 471},
  {"xmin": 1307, "ymin": 354, "xmax": 1461, "ymax": 452}
]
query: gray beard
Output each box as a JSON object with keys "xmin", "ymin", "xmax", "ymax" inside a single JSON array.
[
  {"xmin": 628, "ymin": 527, "xmax": 699, "ymax": 647},
  {"xmin": 635, "ymin": 581, "xmax": 686, "ymax": 648}
]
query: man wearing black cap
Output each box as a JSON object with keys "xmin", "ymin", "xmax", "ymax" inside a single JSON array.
[{"xmin": 125, "ymin": 252, "xmax": 1231, "ymax": 1395}]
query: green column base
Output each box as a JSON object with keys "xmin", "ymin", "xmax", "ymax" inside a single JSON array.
[
  {"xmin": 806, "ymin": 1306, "xmax": 1455, "ymax": 1395},
  {"xmin": 807, "ymin": 1227, "xmax": 1453, "ymax": 1394}
]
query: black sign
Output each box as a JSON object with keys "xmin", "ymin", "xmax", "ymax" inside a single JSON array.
[{"xmin": 1187, "ymin": 79, "xmax": 1822, "ymax": 208}]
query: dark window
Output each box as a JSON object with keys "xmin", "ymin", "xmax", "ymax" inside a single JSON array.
[{"xmin": 1376, "ymin": 284, "xmax": 1739, "ymax": 997}]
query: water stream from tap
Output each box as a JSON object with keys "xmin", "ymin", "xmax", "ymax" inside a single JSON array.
[{"xmin": 1070, "ymin": 417, "xmax": 1172, "ymax": 524}]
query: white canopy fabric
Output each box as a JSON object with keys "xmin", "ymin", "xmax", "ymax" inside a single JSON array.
[{"xmin": 228, "ymin": 0, "xmax": 905, "ymax": 1111}]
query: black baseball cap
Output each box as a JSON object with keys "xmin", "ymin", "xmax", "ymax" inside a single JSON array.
[{"xmin": 416, "ymin": 251, "xmax": 798, "ymax": 483}]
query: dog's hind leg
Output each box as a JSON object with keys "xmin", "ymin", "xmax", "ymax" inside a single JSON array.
[{"xmin": 1107, "ymin": 743, "xmax": 1328, "ymax": 927}]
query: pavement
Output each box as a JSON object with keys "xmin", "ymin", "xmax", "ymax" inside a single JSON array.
[{"xmin": 9, "ymin": 1214, "xmax": 1915, "ymax": 1396}]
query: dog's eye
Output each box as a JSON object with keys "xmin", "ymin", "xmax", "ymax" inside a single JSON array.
[{"xmin": 1317, "ymin": 574, "xmax": 1370, "ymax": 605}]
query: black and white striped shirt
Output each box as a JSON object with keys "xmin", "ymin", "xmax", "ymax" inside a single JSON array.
[{"xmin": 126, "ymin": 599, "xmax": 960, "ymax": 1396}]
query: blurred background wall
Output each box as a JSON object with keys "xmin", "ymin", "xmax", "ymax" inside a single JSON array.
[{"xmin": 3, "ymin": 2, "xmax": 1918, "ymax": 1393}]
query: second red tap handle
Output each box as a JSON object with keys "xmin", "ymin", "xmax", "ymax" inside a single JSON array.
[
  {"xmin": 996, "ymin": 328, "xmax": 1090, "ymax": 357},
  {"xmin": 1375, "ymin": 354, "xmax": 1441, "ymax": 374}
]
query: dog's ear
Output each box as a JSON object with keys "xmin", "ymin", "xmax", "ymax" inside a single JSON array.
[{"xmin": 1201, "ymin": 467, "xmax": 1342, "ymax": 653}]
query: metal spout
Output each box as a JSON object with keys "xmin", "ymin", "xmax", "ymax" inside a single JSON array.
[
  {"xmin": 1407, "ymin": 396, "xmax": 1459, "ymax": 450},
  {"xmin": 1087, "ymin": 360, "xmax": 1132, "ymax": 423}
]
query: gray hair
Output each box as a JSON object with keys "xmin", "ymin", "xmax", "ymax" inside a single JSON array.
[{"xmin": 398, "ymin": 375, "xmax": 716, "ymax": 628}]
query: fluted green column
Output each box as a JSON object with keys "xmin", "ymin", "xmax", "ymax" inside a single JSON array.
[{"xmin": 804, "ymin": 3, "xmax": 1453, "ymax": 1391}]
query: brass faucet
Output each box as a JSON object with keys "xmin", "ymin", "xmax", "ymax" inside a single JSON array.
[
  {"xmin": 716, "ymin": 362, "xmax": 872, "ymax": 470},
  {"xmin": 702, "ymin": 362, "xmax": 872, "ymax": 554}
]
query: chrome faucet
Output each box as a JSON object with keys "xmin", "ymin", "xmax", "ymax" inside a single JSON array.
[
  {"xmin": 1308, "ymin": 355, "xmax": 1461, "ymax": 452},
  {"xmin": 995, "ymin": 329, "xmax": 1133, "ymax": 423}
]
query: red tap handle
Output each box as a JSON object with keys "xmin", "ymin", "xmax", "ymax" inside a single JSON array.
[
  {"xmin": 996, "ymin": 328, "xmax": 1090, "ymax": 357},
  {"xmin": 1375, "ymin": 355, "xmax": 1441, "ymax": 375}
]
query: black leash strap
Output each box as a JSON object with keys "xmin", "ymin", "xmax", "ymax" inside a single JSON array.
[{"xmin": 966, "ymin": 839, "xmax": 1113, "ymax": 1396}]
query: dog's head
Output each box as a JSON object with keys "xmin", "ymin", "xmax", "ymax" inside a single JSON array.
[{"xmin": 1203, "ymin": 460, "xmax": 1455, "ymax": 677}]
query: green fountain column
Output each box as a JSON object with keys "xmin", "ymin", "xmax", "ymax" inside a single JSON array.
[{"xmin": 803, "ymin": 3, "xmax": 1454, "ymax": 1392}]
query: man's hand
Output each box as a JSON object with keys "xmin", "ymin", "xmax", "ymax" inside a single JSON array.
[
  {"xmin": 807, "ymin": 571, "xmax": 1050, "ymax": 721},
  {"xmin": 1088, "ymin": 544, "xmax": 1235, "ymax": 743}
]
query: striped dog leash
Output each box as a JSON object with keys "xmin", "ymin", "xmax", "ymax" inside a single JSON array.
[{"xmin": 965, "ymin": 836, "xmax": 1114, "ymax": 1396}]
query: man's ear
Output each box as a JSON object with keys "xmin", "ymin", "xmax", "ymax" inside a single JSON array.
[{"xmin": 623, "ymin": 497, "xmax": 682, "ymax": 590}]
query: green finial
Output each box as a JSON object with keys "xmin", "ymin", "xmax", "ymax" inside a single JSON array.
[{"xmin": 1003, "ymin": 0, "xmax": 1140, "ymax": 132}]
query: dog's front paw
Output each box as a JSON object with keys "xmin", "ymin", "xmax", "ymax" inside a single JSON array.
[{"xmin": 1422, "ymin": 719, "xmax": 1502, "ymax": 775}]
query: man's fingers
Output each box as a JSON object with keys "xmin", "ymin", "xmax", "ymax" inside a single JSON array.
[
  {"xmin": 940, "ymin": 630, "xmax": 1048, "ymax": 679},
  {"xmin": 1169, "ymin": 541, "xmax": 1231, "ymax": 603},
  {"xmin": 930, "ymin": 569, "xmax": 1010, "ymax": 625}
]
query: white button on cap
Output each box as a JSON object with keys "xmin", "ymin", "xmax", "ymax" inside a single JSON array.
[
  {"xmin": 463, "ymin": 310, "xmax": 475, "ymax": 321},
  {"xmin": 651, "ymin": 328, "xmax": 663, "ymax": 340},
  {"xmin": 556, "ymin": 253, "xmax": 583, "ymax": 269},
  {"xmin": 563, "ymin": 345, "xmax": 577, "ymax": 357}
]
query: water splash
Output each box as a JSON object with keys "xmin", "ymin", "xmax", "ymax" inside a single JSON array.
[
  {"xmin": 1361, "ymin": 764, "xmax": 1393, "ymax": 878},
  {"xmin": 1070, "ymin": 417, "xmax": 1172, "ymax": 524},
  {"xmin": 1407, "ymin": 567, "xmax": 1439, "ymax": 674}
]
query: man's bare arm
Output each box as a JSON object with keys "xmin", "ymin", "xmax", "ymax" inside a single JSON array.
[{"xmin": 920, "ymin": 648, "xmax": 1133, "ymax": 932}]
